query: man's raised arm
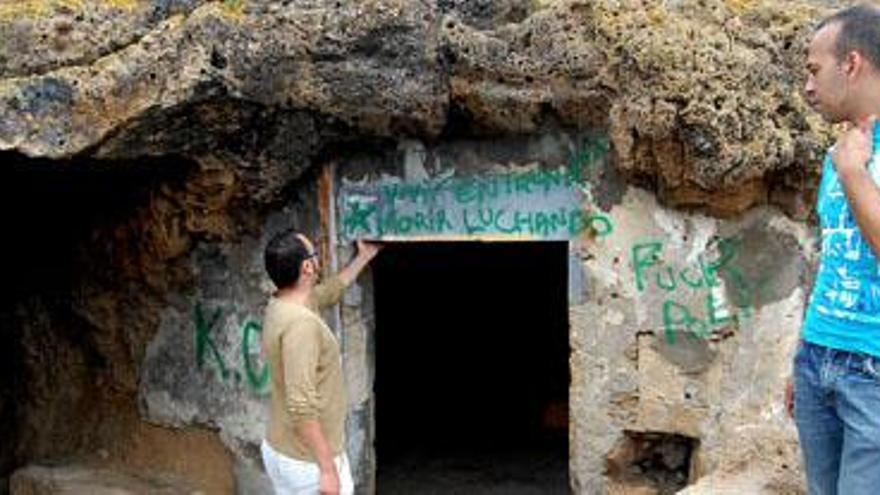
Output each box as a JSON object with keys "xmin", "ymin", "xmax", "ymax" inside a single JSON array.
[{"xmin": 313, "ymin": 240, "xmax": 382, "ymax": 309}]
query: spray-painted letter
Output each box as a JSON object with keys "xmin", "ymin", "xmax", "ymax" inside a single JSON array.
[
  {"xmin": 241, "ymin": 321, "xmax": 270, "ymax": 395},
  {"xmin": 632, "ymin": 241, "xmax": 663, "ymax": 292},
  {"xmin": 195, "ymin": 303, "xmax": 229, "ymax": 379}
]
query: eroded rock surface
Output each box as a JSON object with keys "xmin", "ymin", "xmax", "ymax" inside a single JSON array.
[
  {"xmin": 10, "ymin": 464, "xmax": 198, "ymax": 495},
  {"xmin": 0, "ymin": 0, "xmax": 835, "ymax": 214}
]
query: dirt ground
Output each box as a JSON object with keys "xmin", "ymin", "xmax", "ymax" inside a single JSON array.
[{"xmin": 377, "ymin": 444, "xmax": 569, "ymax": 495}]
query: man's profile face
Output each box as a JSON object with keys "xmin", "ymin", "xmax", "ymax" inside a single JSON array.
[{"xmin": 805, "ymin": 23, "xmax": 849, "ymax": 123}]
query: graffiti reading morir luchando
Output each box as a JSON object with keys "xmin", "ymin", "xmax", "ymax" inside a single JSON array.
[{"xmin": 339, "ymin": 138, "xmax": 613, "ymax": 241}]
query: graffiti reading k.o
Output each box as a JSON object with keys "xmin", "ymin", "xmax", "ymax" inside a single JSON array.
[
  {"xmin": 194, "ymin": 303, "xmax": 270, "ymax": 396},
  {"xmin": 338, "ymin": 138, "xmax": 613, "ymax": 241}
]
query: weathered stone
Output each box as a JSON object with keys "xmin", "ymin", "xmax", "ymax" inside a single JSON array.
[
  {"xmin": 636, "ymin": 334, "xmax": 723, "ymax": 438},
  {"xmin": 0, "ymin": 0, "xmax": 447, "ymax": 159},
  {"xmin": 231, "ymin": 459, "xmax": 272, "ymax": 495},
  {"xmin": 10, "ymin": 465, "xmax": 199, "ymax": 495},
  {"xmin": 571, "ymin": 188, "xmax": 813, "ymax": 493},
  {"xmin": 679, "ymin": 467, "xmax": 803, "ymax": 495},
  {"xmin": 0, "ymin": 0, "xmax": 837, "ymax": 213},
  {"xmin": 0, "ymin": 1, "xmax": 207, "ymax": 79},
  {"xmin": 438, "ymin": 0, "xmax": 533, "ymax": 29}
]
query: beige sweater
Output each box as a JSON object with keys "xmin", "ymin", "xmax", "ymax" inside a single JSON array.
[{"xmin": 262, "ymin": 276, "xmax": 347, "ymax": 461}]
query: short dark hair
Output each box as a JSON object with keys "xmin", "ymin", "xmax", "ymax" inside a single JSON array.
[
  {"xmin": 818, "ymin": 5, "xmax": 880, "ymax": 69},
  {"xmin": 264, "ymin": 229, "xmax": 310, "ymax": 289}
]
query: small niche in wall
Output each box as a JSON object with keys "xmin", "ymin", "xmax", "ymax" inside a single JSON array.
[{"xmin": 605, "ymin": 430, "xmax": 699, "ymax": 494}]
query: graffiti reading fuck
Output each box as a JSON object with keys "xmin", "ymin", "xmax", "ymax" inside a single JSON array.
[
  {"xmin": 194, "ymin": 303, "xmax": 270, "ymax": 396},
  {"xmin": 631, "ymin": 237, "xmax": 771, "ymax": 344},
  {"xmin": 339, "ymin": 138, "xmax": 613, "ymax": 241}
]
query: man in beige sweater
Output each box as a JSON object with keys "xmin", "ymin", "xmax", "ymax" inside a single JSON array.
[{"xmin": 261, "ymin": 229, "xmax": 380, "ymax": 495}]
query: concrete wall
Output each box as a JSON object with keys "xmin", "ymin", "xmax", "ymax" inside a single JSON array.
[
  {"xmin": 571, "ymin": 189, "xmax": 812, "ymax": 493},
  {"xmin": 137, "ymin": 131, "xmax": 814, "ymax": 493}
]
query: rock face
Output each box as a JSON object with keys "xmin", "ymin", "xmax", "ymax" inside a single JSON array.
[
  {"xmin": 0, "ymin": 0, "xmax": 832, "ymax": 213},
  {"xmin": 0, "ymin": 0, "xmax": 842, "ymax": 494},
  {"xmin": 10, "ymin": 465, "xmax": 198, "ymax": 495}
]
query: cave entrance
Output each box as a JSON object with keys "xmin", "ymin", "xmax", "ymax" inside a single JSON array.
[{"xmin": 372, "ymin": 241, "xmax": 570, "ymax": 493}]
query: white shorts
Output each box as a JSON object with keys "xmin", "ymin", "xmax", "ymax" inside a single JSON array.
[{"xmin": 261, "ymin": 440, "xmax": 354, "ymax": 495}]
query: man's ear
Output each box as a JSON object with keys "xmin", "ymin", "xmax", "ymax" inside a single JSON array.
[
  {"xmin": 845, "ymin": 50, "xmax": 864, "ymax": 79},
  {"xmin": 305, "ymin": 258, "xmax": 318, "ymax": 277}
]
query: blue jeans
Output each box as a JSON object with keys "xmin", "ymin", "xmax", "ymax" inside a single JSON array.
[{"xmin": 794, "ymin": 340, "xmax": 880, "ymax": 495}]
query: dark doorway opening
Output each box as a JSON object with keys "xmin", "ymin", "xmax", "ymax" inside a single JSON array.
[{"xmin": 373, "ymin": 241, "xmax": 570, "ymax": 494}]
